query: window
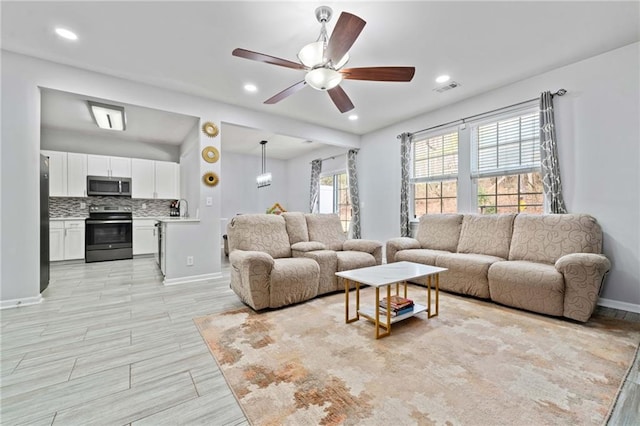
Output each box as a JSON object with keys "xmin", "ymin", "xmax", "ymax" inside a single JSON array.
[
  {"xmin": 411, "ymin": 130, "xmax": 458, "ymax": 217},
  {"xmin": 319, "ymin": 172, "xmax": 351, "ymax": 232},
  {"xmin": 471, "ymin": 108, "xmax": 543, "ymax": 214}
]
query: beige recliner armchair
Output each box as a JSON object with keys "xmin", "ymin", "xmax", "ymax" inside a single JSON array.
[
  {"xmin": 227, "ymin": 214, "xmax": 320, "ymax": 310},
  {"xmin": 283, "ymin": 213, "xmax": 383, "ymax": 294}
]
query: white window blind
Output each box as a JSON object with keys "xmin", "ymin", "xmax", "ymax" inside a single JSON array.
[
  {"xmin": 471, "ymin": 108, "xmax": 540, "ymax": 178},
  {"xmin": 411, "ymin": 130, "xmax": 458, "ymax": 183}
]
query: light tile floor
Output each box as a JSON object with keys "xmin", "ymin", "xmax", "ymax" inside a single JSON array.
[{"xmin": 0, "ymin": 256, "xmax": 637, "ymax": 424}]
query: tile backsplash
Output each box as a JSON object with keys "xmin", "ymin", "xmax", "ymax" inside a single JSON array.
[{"xmin": 49, "ymin": 197, "xmax": 175, "ymax": 218}]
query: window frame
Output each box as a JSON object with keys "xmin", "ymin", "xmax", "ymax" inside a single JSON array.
[
  {"xmin": 319, "ymin": 170, "xmax": 351, "ymax": 232},
  {"xmin": 409, "ymin": 127, "xmax": 459, "ymax": 219}
]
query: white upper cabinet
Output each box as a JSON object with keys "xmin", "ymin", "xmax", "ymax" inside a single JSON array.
[
  {"xmin": 67, "ymin": 153, "xmax": 88, "ymax": 197},
  {"xmin": 131, "ymin": 159, "xmax": 179, "ymax": 199},
  {"xmin": 88, "ymin": 154, "xmax": 131, "ymax": 177},
  {"xmin": 41, "ymin": 150, "xmax": 67, "ymax": 197},
  {"xmin": 154, "ymin": 161, "xmax": 179, "ymax": 199},
  {"xmin": 131, "ymin": 159, "xmax": 155, "ymax": 198}
]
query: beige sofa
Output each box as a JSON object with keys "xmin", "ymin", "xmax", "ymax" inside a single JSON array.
[
  {"xmin": 227, "ymin": 213, "xmax": 382, "ymax": 310},
  {"xmin": 386, "ymin": 213, "xmax": 611, "ymax": 322}
]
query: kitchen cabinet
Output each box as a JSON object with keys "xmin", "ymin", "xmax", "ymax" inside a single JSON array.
[
  {"xmin": 133, "ymin": 219, "xmax": 158, "ymax": 255},
  {"xmin": 41, "ymin": 151, "xmax": 88, "ymax": 197},
  {"xmin": 41, "ymin": 150, "xmax": 67, "ymax": 197},
  {"xmin": 50, "ymin": 221, "xmax": 65, "ymax": 261},
  {"xmin": 88, "ymin": 154, "xmax": 131, "ymax": 178},
  {"xmin": 66, "ymin": 153, "xmax": 88, "ymax": 197},
  {"xmin": 154, "ymin": 161, "xmax": 179, "ymax": 199},
  {"xmin": 49, "ymin": 220, "xmax": 84, "ymax": 260},
  {"xmin": 64, "ymin": 220, "xmax": 85, "ymax": 260},
  {"xmin": 131, "ymin": 159, "xmax": 179, "ymax": 199}
]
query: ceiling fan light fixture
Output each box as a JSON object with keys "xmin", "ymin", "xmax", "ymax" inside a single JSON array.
[
  {"xmin": 297, "ymin": 41, "xmax": 325, "ymax": 68},
  {"xmin": 305, "ymin": 68, "xmax": 342, "ymax": 91}
]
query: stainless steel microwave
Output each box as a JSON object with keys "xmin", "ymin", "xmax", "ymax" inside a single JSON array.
[{"xmin": 87, "ymin": 175, "xmax": 132, "ymax": 197}]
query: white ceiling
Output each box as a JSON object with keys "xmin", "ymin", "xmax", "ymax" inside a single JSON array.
[{"xmin": 3, "ymin": 1, "xmax": 639, "ymax": 137}]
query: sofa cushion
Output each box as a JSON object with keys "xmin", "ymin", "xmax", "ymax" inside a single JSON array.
[
  {"xmin": 416, "ymin": 214, "xmax": 464, "ymax": 251},
  {"xmin": 457, "ymin": 214, "xmax": 516, "ymax": 258},
  {"xmin": 336, "ymin": 251, "xmax": 377, "ymax": 272},
  {"xmin": 293, "ymin": 249, "xmax": 338, "ymax": 295},
  {"xmin": 282, "ymin": 212, "xmax": 309, "ymax": 245},
  {"xmin": 395, "ymin": 249, "xmax": 449, "ymax": 267},
  {"xmin": 269, "ymin": 258, "xmax": 319, "ymax": 308},
  {"xmin": 509, "ymin": 214, "xmax": 603, "ymax": 264},
  {"xmin": 434, "ymin": 253, "xmax": 504, "ymax": 299},
  {"xmin": 227, "ymin": 214, "xmax": 291, "ymax": 259},
  {"xmin": 488, "ymin": 260, "xmax": 565, "ymax": 316},
  {"xmin": 305, "ymin": 213, "xmax": 346, "ymax": 251}
]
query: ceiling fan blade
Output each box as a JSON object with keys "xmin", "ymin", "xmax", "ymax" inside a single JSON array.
[
  {"xmin": 264, "ymin": 81, "xmax": 307, "ymax": 104},
  {"xmin": 232, "ymin": 48, "xmax": 305, "ymax": 71},
  {"xmin": 326, "ymin": 12, "xmax": 366, "ymax": 64},
  {"xmin": 341, "ymin": 67, "xmax": 416, "ymax": 82},
  {"xmin": 327, "ymin": 85, "xmax": 355, "ymax": 113}
]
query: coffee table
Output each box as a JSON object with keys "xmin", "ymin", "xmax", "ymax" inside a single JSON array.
[{"xmin": 335, "ymin": 261, "xmax": 447, "ymax": 339}]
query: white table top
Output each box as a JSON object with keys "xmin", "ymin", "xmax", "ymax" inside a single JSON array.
[{"xmin": 335, "ymin": 261, "xmax": 447, "ymax": 287}]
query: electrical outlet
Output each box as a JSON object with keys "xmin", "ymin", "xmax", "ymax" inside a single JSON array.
[
  {"xmin": 80, "ymin": 202, "xmax": 86, "ymax": 209},
  {"xmin": 186, "ymin": 256, "xmax": 194, "ymax": 266},
  {"xmin": 206, "ymin": 197, "xmax": 213, "ymax": 206},
  {"xmin": 142, "ymin": 203, "xmax": 147, "ymax": 209}
]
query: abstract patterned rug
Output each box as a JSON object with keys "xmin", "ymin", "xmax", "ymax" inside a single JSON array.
[{"xmin": 194, "ymin": 286, "xmax": 640, "ymax": 425}]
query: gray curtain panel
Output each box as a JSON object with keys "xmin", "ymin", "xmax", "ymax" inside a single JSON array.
[
  {"xmin": 309, "ymin": 159, "xmax": 322, "ymax": 213},
  {"xmin": 400, "ymin": 133, "xmax": 412, "ymax": 237},
  {"xmin": 346, "ymin": 149, "xmax": 361, "ymax": 239},
  {"xmin": 539, "ymin": 91, "xmax": 568, "ymax": 214}
]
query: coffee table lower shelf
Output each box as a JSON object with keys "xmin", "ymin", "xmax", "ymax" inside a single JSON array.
[{"xmin": 358, "ymin": 304, "xmax": 427, "ymax": 327}]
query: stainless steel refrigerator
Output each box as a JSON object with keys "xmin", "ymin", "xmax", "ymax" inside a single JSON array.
[{"xmin": 40, "ymin": 154, "xmax": 50, "ymax": 292}]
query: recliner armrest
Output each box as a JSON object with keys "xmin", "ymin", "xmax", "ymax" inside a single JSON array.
[
  {"xmin": 291, "ymin": 241, "xmax": 326, "ymax": 253},
  {"xmin": 385, "ymin": 237, "xmax": 421, "ymax": 263},
  {"xmin": 228, "ymin": 250, "xmax": 275, "ymax": 311},
  {"xmin": 555, "ymin": 253, "xmax": 611, "ymax": 322},
  {"xmin": 343, "ymin": 239, "xmax": 383, "ymax": 264}
]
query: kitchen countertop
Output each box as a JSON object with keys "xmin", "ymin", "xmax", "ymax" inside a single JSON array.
[
  {"xmin": 50, "ymin": 217, "xmax": 86, "ymax": 221},
  {"xmin": 50, "ymin": 216, "xmax": 200, "ymax": 223},
  {"xmin": 155, "ymin": 217, "xmax": 200, "ymax": 223}
]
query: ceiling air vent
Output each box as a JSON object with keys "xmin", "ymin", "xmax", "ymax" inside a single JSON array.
[{"xmin": 434, "ymin": 81, "xmax": 461, "ymax": 93}]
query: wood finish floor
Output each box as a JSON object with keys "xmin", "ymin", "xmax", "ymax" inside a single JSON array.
[{"xmin": 1, "ymin": 256, "xmax": 638, "ymax": 425}]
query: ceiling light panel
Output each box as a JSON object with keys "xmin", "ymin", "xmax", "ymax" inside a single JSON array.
[
  {"xmin": 88, "ymin": 101, "xmax": 126, "ymax": 131},
  {"xmin": 55, "ymin": 27, "xmax": 78, "ymax": 41}
]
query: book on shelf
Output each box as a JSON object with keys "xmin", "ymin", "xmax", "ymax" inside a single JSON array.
[
  {"xmin": 378, "ymin": 305, "xmax": 414, "ymax": 317},
  {"xmin": 380, "ymin": 295, "xmax": 414, "ymax": 310}
]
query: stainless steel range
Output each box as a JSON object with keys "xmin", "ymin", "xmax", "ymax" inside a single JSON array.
[{"xmin": 85, "ymin": 206, "xmax": 133, "ymax": 263}]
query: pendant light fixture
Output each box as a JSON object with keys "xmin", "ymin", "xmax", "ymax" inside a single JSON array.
[{"xmin": 256, "ymin": 140, "xmax": 272, "ymax": 188}]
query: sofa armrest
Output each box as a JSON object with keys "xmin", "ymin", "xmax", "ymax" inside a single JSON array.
[
  {"xmin": 385, "ymin": 237, "xmax": 421, "ymax": 263},
  {"xmin": 291, "ymin": 241, "xmax": 326, "ymax": 253},
  {"xmin": 229, "ymin": 250, "xmax": 275, "ymax": 310},
  {"xmin": 343, "ymin": 239, "xmax": 383, "ymax": 264},
  {"xmin": 555, "ymin": 253, "xmax": 611, "ymax": 322}
]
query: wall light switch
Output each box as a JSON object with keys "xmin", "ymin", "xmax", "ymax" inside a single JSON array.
[
  {"xmin": 142, "ymin": 203, "xmax": 147, "ymax": 209},
  {"xmin": 80, "ymin": 202, "xmax": 86, "ymax": 209},
  {"xmin": 206, "ymin": 197, "xmax": 213, "ymax": 206}
]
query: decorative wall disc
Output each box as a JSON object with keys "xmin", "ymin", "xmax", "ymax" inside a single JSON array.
[
  {"xmin": 202, "ymin": 146, "xmax": 220, "ymax": 163},
  {"xmin": 203, "ymin": 172, "xmax": 219, "ymax": 187},
  {"xmin": 202, "ymin": 121, "xmax": 219, "ymax": 138}
]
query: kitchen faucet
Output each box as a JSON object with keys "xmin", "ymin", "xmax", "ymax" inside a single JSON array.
[{"xmin": 179, "ymin": 199, "xmax": 189, "ymax": 218}]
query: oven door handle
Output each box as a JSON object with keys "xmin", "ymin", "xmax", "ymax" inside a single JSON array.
[{"xmin": 86, "ymin": 220, "xmax": 133, "ymax": 225}]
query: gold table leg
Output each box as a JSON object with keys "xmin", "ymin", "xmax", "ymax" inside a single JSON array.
[
  {"xmin": 374, "ymin": 285, "xmax": 391, "ymax": 339},
  {"xmin": 345, "ymin": 278, "xmax": 360, "ymax": 324},
  {"xmin": 427, "ymin": 273, "xmax": 439, "ymax": 318}
]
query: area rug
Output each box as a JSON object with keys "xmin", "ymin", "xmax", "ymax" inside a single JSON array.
[{"xmin": 194, "ymin": 287, "xmax": 640, "ymax": 425}]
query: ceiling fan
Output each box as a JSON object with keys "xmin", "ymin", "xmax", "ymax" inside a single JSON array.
[{"xmin": 232, "ymin": 6, "xmax": 415, "ymax": 113}]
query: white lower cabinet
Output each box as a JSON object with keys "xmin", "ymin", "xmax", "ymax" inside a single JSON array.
[
  {"xmin": 133, "ymin": 219, "xmax": 158, "ymax": 255},
  {"xmin": 50, "ymin": 220, "xmax": 85, "ymax": 261},
  {"xmin": 50, "ymin": 222, "xmax": 65, "ymax": 261}
]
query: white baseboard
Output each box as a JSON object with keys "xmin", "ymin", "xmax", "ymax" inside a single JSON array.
[
  {"xmin": 0, "ymin": 295, "xmax": 43, "ymax": 310},
  {"xmin": 598, "ymin": 297, "xmax": 640, "ymax": 314},
  {"xmin": 163, "ymin": 272, "xmax": 223, "ymax": 286}
]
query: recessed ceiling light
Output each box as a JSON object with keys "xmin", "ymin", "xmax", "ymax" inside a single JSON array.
[
  {"xmin": 348, "ymin": 114, "xmax": 358, "ymax": 121},
  {"xmin": 244, "ymin": 83, "xmax": 258, "ymax": 92},
  {"xmin": 435, "ymin": 75, "xmax": 450, "ymax": 84},
  {"xmin": 55, "ymin": 27, "xmax": 78, "ymax": 41}
]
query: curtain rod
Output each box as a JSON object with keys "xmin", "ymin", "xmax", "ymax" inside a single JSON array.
[
  {"xmin": 397, "ymin": 89, "xmax": 567, "ymax": 139},
  {"xmin": 310, "ymin": 148, "xmax": 359, "ymax": 164}
]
